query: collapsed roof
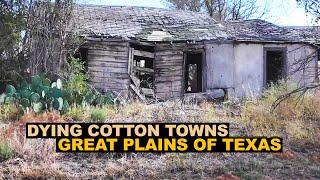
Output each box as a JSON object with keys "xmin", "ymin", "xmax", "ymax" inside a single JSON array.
[
  {"xmin": 72, "ymin": 5, "xmax": 319, "ymax": 43},
  {"xmin": 72, "ymin": 5, "xmax": 228, "ymax": 42}
]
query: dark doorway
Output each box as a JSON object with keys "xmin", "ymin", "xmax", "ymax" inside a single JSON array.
[
  {"xmin": 265, "ymin": 50, "xmax": 286, "ymax": 85},
  {"xmin": 73, "ymin": 48, "xmax": 88, "ymax": 72},
  {"xmin": 185, "ymin": 52, "xmax": 203, "ymax": 93}
]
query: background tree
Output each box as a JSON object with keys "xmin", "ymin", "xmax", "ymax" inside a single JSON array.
[
  {"xmin": 272, "ymin": 0, "xmax": 320, "ymax": 110},
  {"xmin": 26, "ymin": 0, "xmax": 74, "ymax": 76},
  {"xmin": 0, "ymin": 0, "xmax": 28, "ymax": 89},
  {"xmin": 297, "ymin": 0, "xmax": 320, "ymax": 22},
  {"xmin": 163, "ymin": 0, "xmax": 271, "ymax": 22},
  {"xmin": 0, "ymin": 0, "xmax": 76, "ymax": 91}
]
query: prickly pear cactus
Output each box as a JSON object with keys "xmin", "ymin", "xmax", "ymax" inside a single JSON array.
[{"xmin": 1, "ymin": 75, "xmax": 116, "ymax": 114}]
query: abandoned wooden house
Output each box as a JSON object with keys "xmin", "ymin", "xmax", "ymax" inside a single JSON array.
[{"xmin": 72, "ymin": 5, "xmax": 319, "ymax": 101}]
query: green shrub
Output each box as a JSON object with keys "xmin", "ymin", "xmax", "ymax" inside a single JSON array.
[
  {"xmin": 65, "ymin": 106, "xmax": 89, "ymax": 121},
  {"xmin": 60, "ymin": 57, "xmax": 90, "ymax": 105},
  {"xmin": 0, "ymin": 103, "xmax": 22, "ymax": 122},
  {"xmin": 62, "ymin": 58, "xmax": 118, "ymax": 106},
  {"xmin": 0, "ymin": 141, "xmax": 13, "ymax": 162},
  {"xmin": 90, "ymin": 108, "xmax": 107, "ymax": 122}
]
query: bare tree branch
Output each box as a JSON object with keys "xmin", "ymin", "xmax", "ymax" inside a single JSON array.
[{"xmin": 162, "ymin": 0, "xmax": 271, "ymax": 22}]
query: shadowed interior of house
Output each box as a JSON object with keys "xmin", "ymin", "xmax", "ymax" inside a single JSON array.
[
  {"xmin": 73, "ymin": 48, "xmax": 88, "ymax": 72},
  {"xmin": 185, "ymin": 52, "xmax": 203, "ymax": 93},
  {"xmin": 266, "ymin": 50, "xmax": 285, "ymax": 85}
]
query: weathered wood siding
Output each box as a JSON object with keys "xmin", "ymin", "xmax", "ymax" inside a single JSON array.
[
  {"xmin": 87, "ymin": 41, "xmax": 130, "ymax": 95},
  {"xmin": 154, "ymin": 46, "xmax": 184, "ymax": 99}
]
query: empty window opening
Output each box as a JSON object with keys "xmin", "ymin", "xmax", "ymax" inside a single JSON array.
[
  {"xmin": 265, "ymin": 50, "xmax": 286, "ymax": 85},
  {"xmin": 185, "ymin": 52, "xmax": 203, "ymax": 93},
  {"xmin": 134, "ymin": 56, "xmax": 154, "ymax": 89},
  {"xmin": 128, "ymin": 43, "xmax": 155, "ymax": 99}
]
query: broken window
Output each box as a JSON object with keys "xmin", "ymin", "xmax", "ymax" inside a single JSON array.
[
  {"xmin": 185, "ymin": 52, "xmax": 203, "ymax": 93},
  {"xmin": 134, "ymin": 57, "xmax": 154, "ymax": 89},
  {"xmin": 265, "ymin": 49, "xmax": 286, "ymax": 85},
  {"xmin": 128, "ymin": 43, "xmax": 155, "ymax": 100}
]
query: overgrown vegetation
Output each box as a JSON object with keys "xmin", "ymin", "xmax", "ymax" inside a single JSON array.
[
  {"xmin": 0, "ymin": 0, "xmax": 318, "ymax": 178},
  {"xmin": 242, "ymin": 81, "xmax": 320, "ymax": 144},
  {"xmin": 65, "ymin": 105, "xmax": 116, "ymax": 121},
  {"xmin": 0, "ymin": 141, "xmax": 13, "ymax": 162},
  {"xmin": 0, "ymin": 75, "xmax": 115, "ymax": 114},
  {"xmin": 0, "ymin": 81, "xmax": 319, "ymax": 179},
  {"xmin": 0, "ymin": 2, "xmax": 319, "ymax": 176},
  {"xmin": 90, "ymin": 108, "xmax": 107, "ymax": 122},
  {"xmin": 0, "ymin": 58, "xmax": 116, "ymax": 117},
  {"xmin": 0, "ymin": 0, "xmax": 27, "ymax": 89},
  {"xmin": 0, "ymin": 103, "xmax": 22, "ymax": 122}
]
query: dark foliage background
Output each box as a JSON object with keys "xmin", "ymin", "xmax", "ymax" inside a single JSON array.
[{"xmin": 0, "ymin": 0, "xmax": 75, "ymax": 92}]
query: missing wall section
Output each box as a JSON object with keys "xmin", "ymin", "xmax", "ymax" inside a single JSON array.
[
  {"xmin": 128, "ymin": 43, "xmax": 155, "ymax": 100},
  {"xmin": 265, "ymin": 48, "xmax": 286, "ymax": 86},
  {"xmin": 185, "ymin": 52, "xmax": 203, "ymax": 93}
]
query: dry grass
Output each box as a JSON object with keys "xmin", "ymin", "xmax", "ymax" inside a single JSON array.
[
  {"xmin": 0, "ymin": 82, "xmax": 319, "ymax": 179},
  {"xmin": 241, "ymin": 82, "xmax": 320, "ymax": 148},
  {"xmin": 65, "ymin": 105, "xmax": 117, "ymax": 121}
]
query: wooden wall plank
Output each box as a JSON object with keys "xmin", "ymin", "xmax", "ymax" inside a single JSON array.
[
  {"xmin": 156, "ymin": 55, "xmax": 183, "ymax": 61},
  {"xmin": 133, "ymin": 66, "xmax": 155, "ymax": 73},
  {"xmin": 87, "ymin": 41, "xmax": 130, "ymax": 95},
  {"xmin": 155, "ymin": 76, "xmax": 183, "ymax": 82},
  {"xmin": 90, "ymin": 77, "xmax": 130, "ymax": 84},
  {"xmin": 88, "ymin": 71, "xmax": 129, "ymax": 79},
  {"xmin": 133, "ymin": 50, "xmax": 155, "ymax": 59},
  {"xmin": 90, "ymin": 46, "xmax": 129, "ymax": 52},
  {"xmin": 88, "ymin": 66, "xmax": 128, "ymax": 73},
  {"xmin": 88, "ymin": 61, "xmax": 127, "ymax": 68},
  {"xmin": 154, "ymin": 45, "xmax": 184, "ymax": 100},
  {"xmin": 89, "ymin": 56, "xmax": 128, "ymax": 63},
  {"xmin": 90, "ymin": 81, "xmax": 129, "ymax": 90},
  {"xmin": 88, "ymin": 50, "xmax": 128, "ymax": 57}
]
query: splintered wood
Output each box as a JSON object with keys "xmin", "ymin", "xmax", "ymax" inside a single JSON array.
[{"xmin": 128, "ymin": 45, "xmax": 155, "ymax": 101}]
